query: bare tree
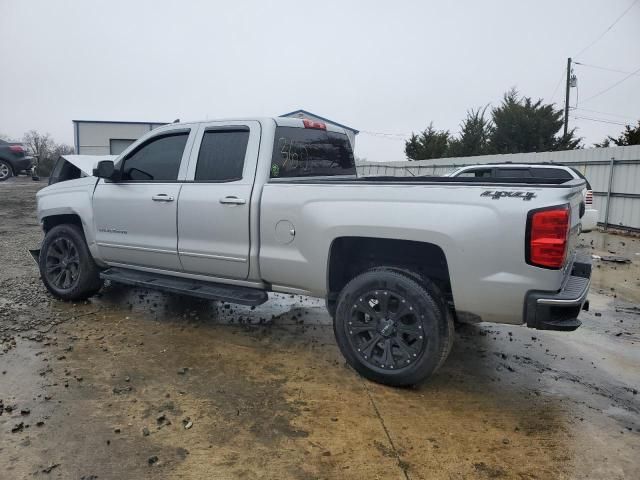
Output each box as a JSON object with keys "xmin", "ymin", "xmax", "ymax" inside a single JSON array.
[
  {"xmin": 22, "ymin": 130, "xmax": 75, "ymax": 176},
  {"xmin": 22, "ymin": 130, "xmax": 54, "ymax": 159}
]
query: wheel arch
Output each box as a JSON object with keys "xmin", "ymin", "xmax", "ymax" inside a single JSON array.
[
  {"xmin": 40, "ymin": 210, "xmax": 103, "ymax": 266},
  {"xmin": 326, "ymin": 236, "xmax": 454, "ymax": 313},
  {"xmin": 42, "ymin": 213, "xmax": 84, "ymax": 233}
]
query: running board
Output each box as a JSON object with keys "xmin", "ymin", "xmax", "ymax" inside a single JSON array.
[{"xmin": 100, "ymin": 267, "xmax": 268, "ymax": 306}]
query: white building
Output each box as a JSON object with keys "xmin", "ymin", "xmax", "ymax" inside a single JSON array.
[
  {"xmin": 73, "ymin": 120, "xmax": 168, "ymax": 155},
  {"xmin": 73, "ymin": 110, "xmax": 358, "ymax": 156}
]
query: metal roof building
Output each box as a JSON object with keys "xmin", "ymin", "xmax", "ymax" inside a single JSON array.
[{"xmin": 72, "ymin": 120, "xmax": 168, "ymax": 155}]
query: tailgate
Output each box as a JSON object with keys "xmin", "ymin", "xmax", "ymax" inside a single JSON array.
[
  {"xmin": 564, "ymin": 180, "xmax": 587, "ymax": 273},
  {"xmin": 524, "ymin": 179, "xmax": 591, "ymax": 331}
]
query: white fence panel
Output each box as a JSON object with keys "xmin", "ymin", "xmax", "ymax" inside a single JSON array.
[{"xmin": 356, "ymin": 145, "xmax": 640, "ymax": 231}]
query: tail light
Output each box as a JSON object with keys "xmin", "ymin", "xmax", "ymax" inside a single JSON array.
[
  {"xmin": 526, "ymin": 205, "xmax": 570, "ymax": 269},
  {"xmin": 9, "ymin": 145, "xmax": 24, "ymax": 153},
  {"xmin": 303, "ymin": 119, "xmax": 326, "ymax": 130},
  {"xmin": 585, "ymin": 190, "xmax": 593, "ymax": 205}
]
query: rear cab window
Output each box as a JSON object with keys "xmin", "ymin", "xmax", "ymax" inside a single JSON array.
[{"xmin": 270, "ymin": 126, "xmax": 355, "ymax": 178}]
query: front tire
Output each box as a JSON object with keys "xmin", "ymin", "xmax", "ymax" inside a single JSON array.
[
  {"xmin": 334, "ymin": 268, "xmax": 453, "ymax": 387},
  {"xmin": 39, "ymin": 224, "xmax": 103, "ymax": 300}
]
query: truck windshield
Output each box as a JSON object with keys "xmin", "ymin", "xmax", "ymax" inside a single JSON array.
[{"xmin": 271, "ymin": 126, "xmax": 355, "ymax": 178}]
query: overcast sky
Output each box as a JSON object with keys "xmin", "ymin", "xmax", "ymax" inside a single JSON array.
[{"xmin": 1, "ymin": 0, "xmax": 639, "ymax": 161}]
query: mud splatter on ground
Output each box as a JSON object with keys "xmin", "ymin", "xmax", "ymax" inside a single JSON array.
[{"xmin": 1, "ymin": 177, "xmax": 638, "ymax": 479}]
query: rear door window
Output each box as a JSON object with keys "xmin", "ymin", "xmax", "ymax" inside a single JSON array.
[
  {"xmin": 120, "ymin": 132, "xmax": 189, "ymax": 181},
  {"xmin": 271, "ymin": 127, "xmax": 355, "ymax": 178},
  {"xmin": 195, "ymin": 129, "xmax": 250, "ymax": 182}
]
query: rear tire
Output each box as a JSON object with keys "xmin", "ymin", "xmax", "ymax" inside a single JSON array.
[
  {"xmin": 334, "ymin": 268, "xmax": 453, "ymax": 387},
  {"xmin": 0, "ymin": 160, "xmax": 13, "ymax": 181},
  {"xmin": 39, "ymin": 224, "xmax": 103, "ymax": 300}
]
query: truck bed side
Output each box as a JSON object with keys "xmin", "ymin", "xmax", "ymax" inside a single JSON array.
[{"xmin": 259, "ymin": 178, "xmax": 585, "ymax": 325}]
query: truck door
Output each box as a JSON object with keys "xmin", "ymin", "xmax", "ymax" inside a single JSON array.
[
  {"xmin": 177, "ymin": 121, "xmax": 260, "ymax": 279},
  {"xmin": 93, "ymin": 128, "xmax": 195, "ymax": 271}
]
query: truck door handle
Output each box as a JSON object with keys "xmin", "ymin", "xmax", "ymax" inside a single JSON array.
[
  {"xmin": 219, "ymin": 196, "xmax": 246, "ymax": 205},
  {"xmin": 152, "ymin": 194, "xmax": 174, "ymax": 202}
]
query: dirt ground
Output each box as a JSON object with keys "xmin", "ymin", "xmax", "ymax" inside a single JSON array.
[{"xmin": 1, "ymin": 176, "xmax": 639, "ymax": 480}]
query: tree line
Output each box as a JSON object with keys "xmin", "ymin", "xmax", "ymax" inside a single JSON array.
[{"xmin": 405, "ymin": 88, "xmax": 640, "ymax": 160}]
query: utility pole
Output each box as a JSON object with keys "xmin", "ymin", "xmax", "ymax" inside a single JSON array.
[{"xmin": 563, "ymin": 57, "xmax": 572, "ymax": 137}]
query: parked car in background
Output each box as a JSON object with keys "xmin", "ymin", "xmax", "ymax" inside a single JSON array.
[
  {"xmin": 0, "ymin": 139, "xmax": 34, "ymax": 181},
  {"xmin": 447, "ymin": 163, "xmax": 598, "ymax": 232}
]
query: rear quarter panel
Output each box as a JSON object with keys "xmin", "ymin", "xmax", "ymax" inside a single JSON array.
[{"xmin": 259, "ymin": 180, "xmax": 584, "ymax": 325}]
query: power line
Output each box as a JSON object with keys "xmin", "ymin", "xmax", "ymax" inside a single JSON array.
[
  {"xmin": 580, "ymin": 65, "xmax": 640, "ymax": 103},
  {"xmin": 549, "ymin": 67, "xmax": 566, "ymax": 103},
  {"xmin": 359, "ymin": 130, "xmax": 411, "ymax": 140},
  {"xmin": 574, "ymin": 61, "xmax": 640, "ymax": 76},
  {"xmin": 571, "ymin": 115, "xmax": 628, "ymax": 126},
  {"xmin": 574, "ymin": 0, "xmax": 639, "ymax": 59},
  {"xmin": 571, "ymin": 107, "xmax": 636, "ymax": 120}
]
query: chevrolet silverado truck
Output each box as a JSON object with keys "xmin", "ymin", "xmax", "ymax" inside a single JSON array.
[{"xmin": 33, "ymin": 117, "xmax": 591, "ymax": 386}]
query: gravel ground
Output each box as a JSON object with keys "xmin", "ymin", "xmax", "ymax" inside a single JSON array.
[{"xmin": 0, "ymin": 176, "xmax": 639, "ymax": 479}]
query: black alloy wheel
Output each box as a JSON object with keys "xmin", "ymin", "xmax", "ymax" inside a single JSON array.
[
  {"xmin": 345, "ymin": 289, "xmax": 426, "ymax": 371},
  {"xmin": 39, "ymin": 224, "xmax": 103, "ymax": 300},
  {"xmin": 334, "ymin": 268, "xmax": 453, "ymax": 387},
  {"xmin": 44, "ymin": 237, "xmax": 80, "ymax": 290}
]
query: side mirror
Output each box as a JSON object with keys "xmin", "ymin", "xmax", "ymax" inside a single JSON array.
[{"xmin": 93, "ymin": 160, "xmax": 116, "ymax": 180}]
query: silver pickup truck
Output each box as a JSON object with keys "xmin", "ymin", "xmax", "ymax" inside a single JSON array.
[{"xmin": 34, "ymin": 117, "xmax": 591, "ymax": 386}]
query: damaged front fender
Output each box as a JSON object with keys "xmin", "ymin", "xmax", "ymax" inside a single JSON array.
[{"xmin": 49, "ymin": 154, "xmax": 118, "ymax": 185}]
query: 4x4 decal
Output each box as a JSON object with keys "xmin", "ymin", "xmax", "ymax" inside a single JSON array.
[{"xmin": 481, "ymin": 190, "xmax": 537, "ymax": 201}]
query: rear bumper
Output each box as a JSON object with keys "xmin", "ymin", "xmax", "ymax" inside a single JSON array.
[
  {"xmin": 524, "ymin": 253, "xmax": 591, "ymax": 331},
  {"xmin": 12, "ymin": 157, "xmax": 34, "ymax": 172}
]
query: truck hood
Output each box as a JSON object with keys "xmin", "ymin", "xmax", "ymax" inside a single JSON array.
[{"xmin": 60, "ymin": 154, "xmax": 118, "ymax": 176}]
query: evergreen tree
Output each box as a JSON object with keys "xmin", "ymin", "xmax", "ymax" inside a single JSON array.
[
  {"xmin": 489, "ymin": 89, "xmax": 581, "ymax": 153},
  {"xmin": 404, "ymin": 89, "xmax": 582, "ymax": 161},
  {"xmin": 405, "ymin": 123, "xmax": 451, "ymax": 160},
  {"xmin": 595, "ymin": 120, "xmax": 640, "ymax": 147},
  {"xmin": 449, "ymin": 106, "xmax": 492, "ymax": 157}
]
